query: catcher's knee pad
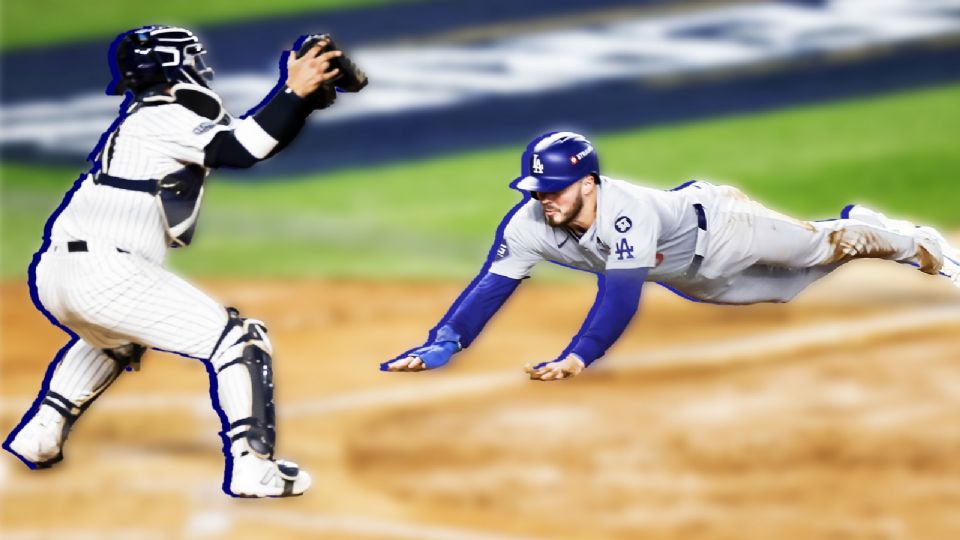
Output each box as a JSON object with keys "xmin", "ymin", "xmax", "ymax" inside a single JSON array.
[
  {"xmin": 211, "ymin": 308, "xmax": 277, "ymax": 459},
  {"xmin": 104, "ymin": 343, "xmax": 147, "ymax": 372}
]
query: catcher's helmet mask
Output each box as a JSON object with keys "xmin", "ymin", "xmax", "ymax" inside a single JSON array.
[{"xmin": 109, "ymin": 25, "xmax": 214, "ymax": 96}]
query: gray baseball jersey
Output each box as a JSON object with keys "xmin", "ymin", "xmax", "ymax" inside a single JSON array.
[
  {"xmin": 490, "ymin": 178, "xmax": 925, "ymax": 305},
  {"xmin": 490, "ymin": 177, "xmax": 699, "ymax": 280}
]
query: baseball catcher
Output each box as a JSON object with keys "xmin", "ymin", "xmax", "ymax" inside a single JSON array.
[
  {"xmin": 383, "ymin": 131, "xmax": 960, "ymax": 381},
  {"xmin": 4, "ymin": 26, "xmax": 367, "ymax": 497}
]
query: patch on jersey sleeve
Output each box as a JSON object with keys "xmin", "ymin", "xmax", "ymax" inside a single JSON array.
[
  {"xmin": 495, "ymin": 239, "xmax": 510, "ymax": 260},
  {"xmin": 614, "ymin": 238, "xmax": 635, "ymax": 260},
  {"xmin": 193, "ymin": 121, "xmax": 217, "ymax": 135},
  {"xmin": 614, "ymin": 215, "xmax": 633, "ymax": 233}
]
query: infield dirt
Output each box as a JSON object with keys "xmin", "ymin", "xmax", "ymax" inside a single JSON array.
[{"xmin": 2, "ymin": 260, "xmax": 960, "ymax": 540}]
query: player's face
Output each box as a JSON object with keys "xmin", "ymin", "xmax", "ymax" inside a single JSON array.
[{"xmin": 538, "ymin": 180, "xmax": 584, "ymax": 227}]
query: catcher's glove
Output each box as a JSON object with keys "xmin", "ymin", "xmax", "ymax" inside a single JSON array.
[{"xmin": 295, "ymin": 34, "xmax": 367, "ymax": 110}]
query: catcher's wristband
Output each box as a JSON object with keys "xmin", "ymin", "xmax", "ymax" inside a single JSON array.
[{"xmin": 251, "ymin": 86, "xmax": 310, "ymax": 141}]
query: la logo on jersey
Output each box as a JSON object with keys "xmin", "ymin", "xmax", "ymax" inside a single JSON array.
[{"xmin": 532, "ymin": 154, "xmax": 544, "ymax": 174}]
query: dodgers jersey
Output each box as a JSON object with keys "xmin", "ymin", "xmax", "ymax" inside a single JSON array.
[
  {"xmin": 49, "ymin": 100, "xmax": 232, "ymax": 265},
  {"xmin": 490, "ymin": 177, "xmax": 700, "ymax": 280}
]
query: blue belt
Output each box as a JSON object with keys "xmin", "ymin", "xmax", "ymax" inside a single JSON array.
[{"xmin": 684, "ymin": 203, "xmax": 707, "ymax": 279}]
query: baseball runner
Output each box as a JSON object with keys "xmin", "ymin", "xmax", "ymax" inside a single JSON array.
[
  {"xmin": 4, "ymin": 26, "xmax": 367, "ymax": 497},
  {"xmin": 382, "ymin": 131, "xmax": 960, "ymax": 380}
]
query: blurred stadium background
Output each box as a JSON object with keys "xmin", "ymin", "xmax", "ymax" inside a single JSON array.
[{"xmin": 2, "ymin": 1, "xmax": 960, "ymax": 539}]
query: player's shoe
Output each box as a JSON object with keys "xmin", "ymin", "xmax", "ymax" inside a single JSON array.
[
  {"xmin": 916, "ymin": 225, "xmax": 960, "ymax": 286},
  {"xmin": 7, "ymin": 413, "xmax": 66, "ymax": 468},
  {"xmin": 841, "ymin": 204, "xmax": 915, "ymax": 231},
  {"xmin": 842, "ymin": 204, "xmax": 957, "ymax": 282},
  {"xmin": 229, "ymin": 453, "xmax": 312, "ymax": 498}
]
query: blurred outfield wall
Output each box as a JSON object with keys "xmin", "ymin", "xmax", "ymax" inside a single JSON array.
[{"xmin": 1, "ymin": 0, "xmax": 959, "ymax": 279}]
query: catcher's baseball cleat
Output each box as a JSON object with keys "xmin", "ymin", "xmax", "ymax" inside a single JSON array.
[
  {"xmin": 229, "ymin": 454, "xmax": 312, "ymax": 498},
  {"xmin": 8, "ymin": 415, "xmax": 66, "ymax": 468}
]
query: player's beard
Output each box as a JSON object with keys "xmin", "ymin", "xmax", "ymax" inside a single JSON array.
[{"xmin": 542, "ymin": 192, "xmax": 583, "ymax": 228}]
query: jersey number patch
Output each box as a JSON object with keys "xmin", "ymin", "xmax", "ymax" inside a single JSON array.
[{"xmin": 615, "ymin": 238, "xmax": 635, "ymax": 260}]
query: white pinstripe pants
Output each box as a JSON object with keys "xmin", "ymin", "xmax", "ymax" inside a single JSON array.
[{"xmin": 32, "ymin": 244, "xmax": 229, "ymax": 411}]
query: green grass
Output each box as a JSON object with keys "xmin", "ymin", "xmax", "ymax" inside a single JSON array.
[
  {"xmin": 0, "ymin": 0, "xmax": 417, "ymax": 51},
  {"xmin": 3, "ymin": 82, "xmax": 959, "ymax": 280}
]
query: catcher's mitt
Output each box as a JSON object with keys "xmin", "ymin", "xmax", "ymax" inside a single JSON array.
[{"xmin": 295, "ymin": 34, "xmax": 368, "ymax": 110}]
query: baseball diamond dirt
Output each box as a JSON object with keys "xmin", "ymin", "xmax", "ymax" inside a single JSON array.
[{"xmin": 3, "ymin": 259, "xmax": 960, "ymax": 540}]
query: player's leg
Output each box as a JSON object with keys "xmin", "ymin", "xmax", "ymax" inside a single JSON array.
[
  {"xmin": 75, "ymin": 254, "xmax": 310, "ymax": 497},
  {"xmin": 753, "ymin": 215, "xmax": 938, "ymax": 271},
  {"xmin": 205, "ymin": 308, "xmax": 311, "ymax": 497},
  {"xmin": 701, "ymin": 186, "xmax": 943, "ymax": 276},
  {"xmin": 681, "ymin": 263, "xmax": 843, "ymax": 304},
  {"xmin": 6, "ymin": 250, "xmax": 146, "ymax": 467},
  {"xmin": 843, "ymin": 204, "xmax": 960, "ymax": 286},
  {"xmin": 5, "ymin": 338, "xmax": 142, "ymax": 467}
]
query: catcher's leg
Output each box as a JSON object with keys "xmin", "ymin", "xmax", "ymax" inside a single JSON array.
[
  {"xmin": 4, "ymin": 339, "xmax": 143, "ymax": 468},
  {"xmin": 80, "ymin": 262, "xmax": 310, "ymax": 497},
  {"xmin": 207, "ymin": 308, "xmax": 311, "ymax": 498}
]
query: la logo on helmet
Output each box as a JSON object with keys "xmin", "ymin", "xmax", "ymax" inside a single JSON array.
[{"xmin": 532, "ymin": 154, "xmax": 544, "ymax": 174}]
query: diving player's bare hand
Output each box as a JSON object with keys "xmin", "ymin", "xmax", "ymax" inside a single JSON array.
[
  {"xmin": 383, "ymin": 356, "xmax": 426, "ymax": 372},
  {"xmin": 524, "ymin": 355, "xmax": 585, "ymax": 381},
  {"xmin": 285, "ymin": 41, "xmax": 342, "ymax": 98}
]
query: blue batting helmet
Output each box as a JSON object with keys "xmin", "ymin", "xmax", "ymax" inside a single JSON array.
[
  {"xmin": 108, "ymin": 25, "xmax": 214, "ymax": 95},
  {"xmin": 511, "ymin": 131, "xmax": 600, "ymax": 194}
]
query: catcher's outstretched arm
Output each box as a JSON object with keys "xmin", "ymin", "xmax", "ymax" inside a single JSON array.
[
  {"xmin": 203, "ymin": 89, "xmax": 311, "ymax": 169},
  {"xmin": 204, "ymin": 43, "xmax": 344, "ymax": 169}
]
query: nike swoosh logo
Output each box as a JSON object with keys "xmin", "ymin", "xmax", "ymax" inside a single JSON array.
[{"xmin": 557, "ymin": 237, "xmax": 569, "ymax": 248}]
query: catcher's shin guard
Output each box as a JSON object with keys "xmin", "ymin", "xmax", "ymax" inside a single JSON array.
[
  {"xmin": 211, "ymin": 308, "xmax": 278, "ymax": 458},
  {"xmin": 209, "ymin": 309, "xmax": 309, "ymax": 497}
]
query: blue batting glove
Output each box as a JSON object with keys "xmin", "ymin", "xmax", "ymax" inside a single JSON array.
[{"xmin": 381, "ymin": 325, "xmax": 462, "ymax": 372}]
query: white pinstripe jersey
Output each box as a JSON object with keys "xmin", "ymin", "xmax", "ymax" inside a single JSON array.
[{"xmin": 49, "ymin": 98, "xmax": 233, "ymax": 264}]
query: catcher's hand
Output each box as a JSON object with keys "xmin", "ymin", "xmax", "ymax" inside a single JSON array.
[
  {"xmin": 287, "ymin": 37, "xmax": 342, "ymax": 104},
  {"xmin": 297, "ymin": 34, "xmax": 368, "ymax": 94},
  {"xmin": 524, "ymin": 354, "xmax": 585, "ymax": 381}
]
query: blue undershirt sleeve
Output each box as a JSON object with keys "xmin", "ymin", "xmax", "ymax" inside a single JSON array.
[
  {"xmin": 568, "ymin": 267, "xmax": 649, "ymax": 366},
  {"xmin": 444, "ymin": 271, "xmax": 522, "ymax": 348}
]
